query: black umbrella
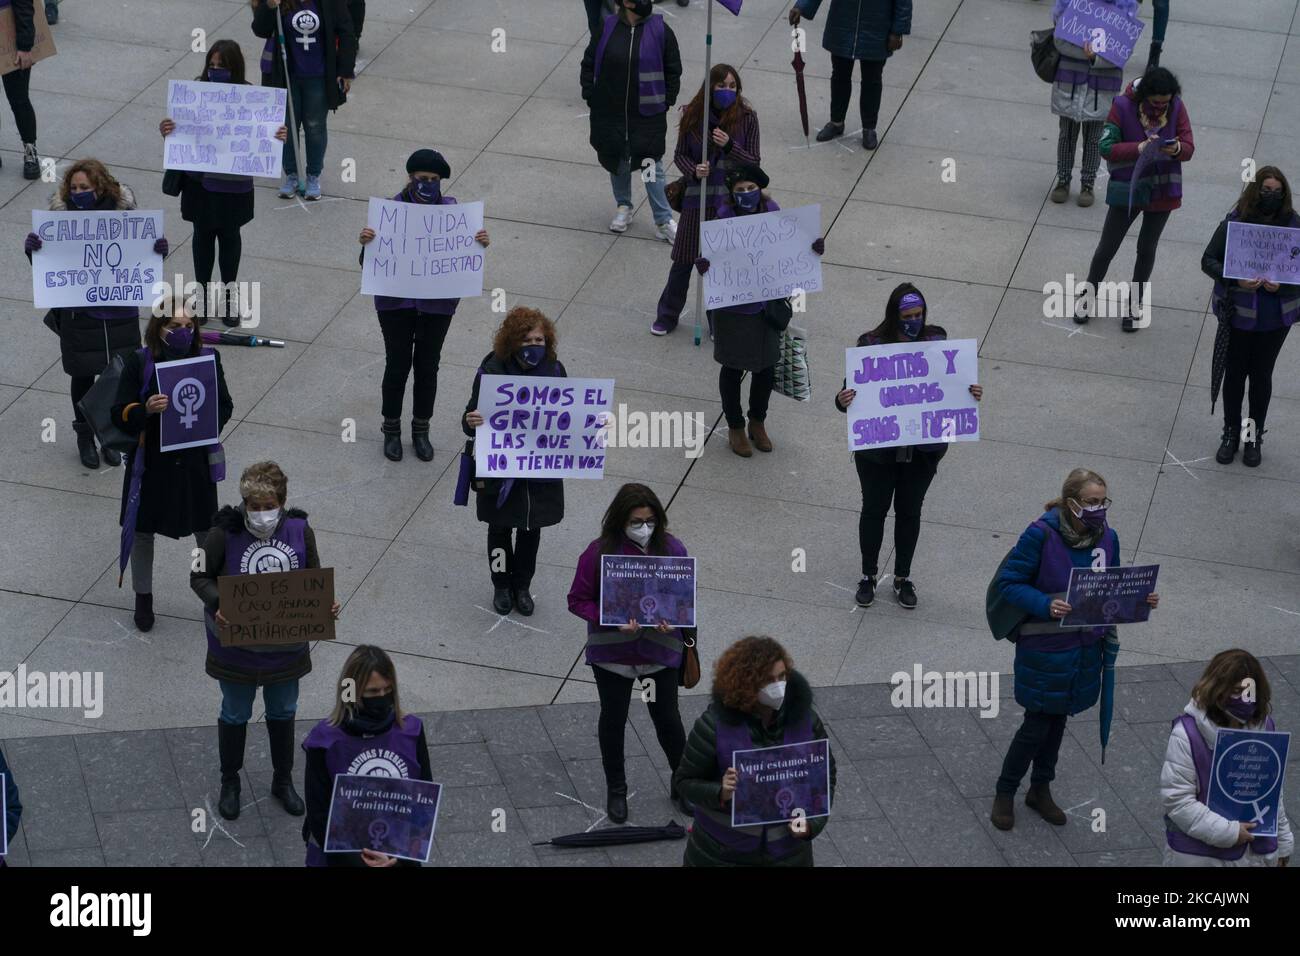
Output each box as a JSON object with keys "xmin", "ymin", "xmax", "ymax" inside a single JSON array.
[
  {"xmin": 1209, "ymin": 294, "xmax": 1235, "ymax": 412},
  {"xmin": 532, "ymin": 821, "xmax": 686, "ymax": 848}
]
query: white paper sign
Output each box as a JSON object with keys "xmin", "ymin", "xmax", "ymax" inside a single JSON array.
[
  {"xmin": 164, "ymin": 80, "xmax": 287, "ymax": 178},
  {"xmin": 700, "ymin": 203, "xmax": 823, "ymax": 309},
  {"xmin": 31, "ymin": 209, "xmax": 165, "ymax": 309},
  {"xmin": 360, "ymin": 197, "xmax": 486, "ymax": 300},
  {"xmin": 474, "ymin": 374, "xmax": 613, "ymax": 480},
  {"xmin": 844, "ymin": 338, "xmax": 980, "ymax": 452}
]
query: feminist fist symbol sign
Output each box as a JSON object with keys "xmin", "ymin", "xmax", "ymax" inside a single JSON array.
[{"xmin": 171, "ymin": 377, "xmax": 206, "ymax": 429}]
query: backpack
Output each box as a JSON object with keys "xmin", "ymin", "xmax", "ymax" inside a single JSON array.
[
  {"xmin": 1030, "ymin": 27, "xmax": 1059, "ymax": 84},
  {"xmin": 985, "ymin": 546, "xmax": 1029, "ymax": 642}
]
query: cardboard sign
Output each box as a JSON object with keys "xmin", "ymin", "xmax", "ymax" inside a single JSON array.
[
  {"xmin": 731, "ymin": 739, "xmax": 831, "ymax": 828},
  {"xmin": 0, "ymin": 2, "xmax": 56, "ymax": 78},
  {"xmin": 1054, "ymin": 0, "xmax": 1145, "ymax": 69},
  {"xmin": 30, "ymin": 209, "xmax": 164, "ymax": 309},
  {"xmin": 700, "ymin": 204, "xmax": 823, "ymax": 309},
  {"xmin": 599, "ymin": 554, "xmax": 697, "ymax": 628},
  {"xmin": 164, "ymin": 80, "xmax": 287, "ymax": 179},
  {"xmin": 324, "ymin": 775, "xmax": 442, "ymax": 864},
  {"xmin": 360, "ymin": 197, "xmax": 486, "ymax": 300},
  {"xmin": 474, "ymin": 374, "xmax": 613, "ymax": 479},
  {"xmin": 156, "ymin": 354, "xmax": 220, "ymax": 453},
  {"xmin": 1207, "ymin": 728, "xmax": 1291, "ymax": 838},
  {"xmin": 1222, "ymin": 220, "xmax": 1300, "ymax": 285},
  {"xmin": 217, "ymin": 567, "xmax": 336, "ymax": 646},
  {"xmin": 844, "ymin": 338, "xmax": 979, "ymax": 452},
  {"xmin": 1062, "ymin": 564, "xmax": 1159, "ymax": 627}
]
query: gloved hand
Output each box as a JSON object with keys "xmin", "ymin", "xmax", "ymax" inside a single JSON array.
[
  {"xmin": 694, "ymin": 256, "xmax": 710, "ymax": 275},
  {"xmin": 24, "ymin": 232, "xmax": 42, "ymax": 255},
  {"xmin": 811, "ymin": 237, "xmax": 825, "ymax": 255},
  {"xmin": 154, "ymin": 237, "xmax": 169, "ymax": 257}
]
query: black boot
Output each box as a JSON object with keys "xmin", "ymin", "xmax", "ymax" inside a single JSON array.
[
  {"xmin": 1147, "ymin": 41, "xmax": 1162, "ymax": 70},
  {"xmin": 1242, "ymin": 431, "xmax": 1265, "ymax": 467},
  {"xmin": 1025, "ymin": 782, "xmax": 1067, "ymax": 825},
  {"xmin": 267, "ymin": 718, "xmax": 305, "ymax": 816},
  {"xmin": 492, "ymin": 586, "xmax": 513, "ymax": 615},
  {"xmin": 815, "ymin": 120, "xmax": 845, "ymax": 142},
  {"xmin": 411, "ymin": 417, "xmax": 434, "ymax": 462},
  {"xmin": 1215, "ymin": 425, "xmax": 1239, "ymax": 464},
  {"xmin": 133, "ymin": 592, "xmax": 155, "ymax": 632},
  {"xmin": 101, "ymin": 444, "xmax": 122, "ymax": 467},
  {"xmin": 512, "ymin": 587, "xmax": 535, "ymax": 616},
  {"xmin": 381, "ymin": 418, "xmax": 402, "ymax": 461},
  {"xmin": 73, "ymin": 421, "xmax": 100, "ymax": 469},
  {"xmin": 217, "ymin": 720, "xmax": 246, "ymax": 820},
  {"xmin": 607, "ymin": 784, "xmax": 629, "ymax": 824}
]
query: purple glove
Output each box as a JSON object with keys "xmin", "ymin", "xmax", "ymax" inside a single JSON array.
[
  {"xmin": 24, "ymin": 232, "xmax": 42, "ymax": 255},
  {"xmin": 154, "ymin": 237, "xmax": 169, "ymax": 257},
  {"xmin": 811, "ymin": 237, "xmax": 825, "ymax": 255},
  {"xmin": 694, "ymin": 256, "xmax": 710, "ymax": 275}
]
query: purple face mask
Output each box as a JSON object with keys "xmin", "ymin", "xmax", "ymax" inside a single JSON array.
[
  {"xmin": 1224, "ymin": 696, "xmax": 1257, "ymax": 722},
  {"xmin": 1074, "ymin": 503, "xmax": 1108, "ymax": 529},
  {"xmin": 164, "ymin": 326, "xmax": 194, "ymax": 357}
]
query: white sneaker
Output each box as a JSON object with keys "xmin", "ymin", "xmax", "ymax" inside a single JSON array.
[
  {"xmin": 656, "ymin": 219, "xmax": 678, "ymax": 243},
  {"xmin": 609, "ymin": 205, "xmax": 633, "ymax": 233}
]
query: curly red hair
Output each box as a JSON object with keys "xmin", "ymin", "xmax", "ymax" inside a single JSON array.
[
  {"xmin": 712, "ymin": 636, "xmax": 793, "ymax": 712},
  {"xmin": 491, "ymin": 306, "xmax": 558, "ymax": 365}
]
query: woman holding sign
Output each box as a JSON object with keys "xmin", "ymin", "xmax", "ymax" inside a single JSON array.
[
  {"xmin": 302, "ymin": 645, "xmax": 433, "ymax": 867},
  {"xmin": 673, "ymin": 636, "xmax": 836, "ymax": 867},
  {"xmin": 1161, "ymin": 649, "xmax": 1292, "ymax": 867},
  {"xmin": 191, "ymin": 461, "xmax": 339, "ymax": 822},
  {"xmin": 111, "ymin": 295, "xmax": 231, "ymax": 633},
  {"xmin": 358, "ymin": 148, "xmax": 490, "ymax": 463},
  {"xmin": 833, "ymin": 283, "xmax": 982, "ymax": 610},
  {"xmin": 1200, "ymin": 167, "xmax": 1297, "ymax": 468},
  {"xmin": 989, "ymin": 467, "xmax": 1159, "ymax": 831},
  {"xmin": 567, "ymin": 483, "xmax": 692, "ymax": 824},
  {"xmin": 24, "ymin": 161, "xmax": 166, "ymax": 471},
  {"xmin": 462, "ymin": 307, "xmax": 566, "ymax": 618}
]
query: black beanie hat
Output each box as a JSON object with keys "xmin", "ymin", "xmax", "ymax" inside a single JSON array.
[
  {"xmin": 406, "ymin": 149, "xmax": 451, "ymax": 178},
  {"xmin": 725, "ymin": 163, "xmax": 769, "ymax": 192}
]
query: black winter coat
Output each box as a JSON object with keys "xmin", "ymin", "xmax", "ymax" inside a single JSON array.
[
  {"xmin": 461, "ymin": 352, "xmax": 566, "ymax": 530},
  {"xmin": 252, "ymin": 0, "xmax": 358, "ymax": 112},
  {"xmin": 112, "ymin": 348, "xmax": 234, "ymax": 538},
  {"xmin": 10, "ymin": 0, "xmax": 35, "ymax": 52}
]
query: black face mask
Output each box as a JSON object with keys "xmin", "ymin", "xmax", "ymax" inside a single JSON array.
[
  {"xmin": 1258, "ymin": 190, "xmax": 1284, "ymax": 215},
  {"xmin": 627, "ymin": 0, "xmax": 653, "ymax": 18},
  {"xmin": 360, "ymin": 693, "xmax": 394, "ymax": 721}
]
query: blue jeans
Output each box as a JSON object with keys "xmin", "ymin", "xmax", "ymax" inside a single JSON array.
[
  {"xmin": 282, "ymin": 75, "xmax": 328, "ymax": 178},
  {"xmin": 611, "ymin": 157, "xmax": 672, "ymax": 225},
  {"xmin": 218, "ymin": 678, "xmax": 300, "ymax": 725},
  {"xmin": 1151, "ymin": 0, "xmax": 1169, "ymax": 44}
]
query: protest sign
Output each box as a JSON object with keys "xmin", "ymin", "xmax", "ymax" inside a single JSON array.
[
  {"xmin": 360, "ymin": 197, "xmax": 485, "ymax": 300},
  {"xmin": 731, "ymin": 739, "xmax": 831, "ymax": 828},
  {"xmin": 1222, "ymin": 221, "xmax": 1300, "ymax": 285},
  {"xmin": 1062, "ymin": 564, "xmax": 1159, "ymax": 627},
  {"xmin": 1208, "ymin": 729, "xmax": 1291, "ymax": 838},
  {"xmin": 844, "ymin": 338, "xmax": 979, "ymax": 452},
  {"xmin": 155, "ymin": 354, "xmax": 220, "ymax": 453},
  {"xmin": 599, "ymin": 555, "xmax": 697, "ymax": 628},
  {"xmin": 1053, "ymin": 0, "xmax": 1144, "ymax": 68},
  {"xmin": 324, "ymin": 775, "xmax": 442, "ymax": 864},
  {"xmin": 474, "ymin": 374, "xmax": 613, "ymax": 479},
  {"xmin": 164, "ymin": 80, "xmax": 287, "ymax": 178},
  {"xmin": 31, "ymin": 209, "xmax": 164, "ymax": 309},
  {"xmin": 217, "ymin": 567, "xmax": 336, "ymax": 647},
  {"xmin": 0, "ymin": 2, "xmax": 55, "ymax": 78},
  {"xmin": 701, "ymin": 203, "xmax": 822, "ymax": 309}
]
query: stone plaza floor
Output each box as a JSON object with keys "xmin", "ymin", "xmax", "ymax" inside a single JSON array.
[{"xmin": 0, "ymin": 0, "xmax": 1298, "ymax": 865}]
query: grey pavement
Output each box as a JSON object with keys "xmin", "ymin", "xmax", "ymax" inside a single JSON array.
[{"xmin": 1, "ymin": 0, "xmax": 1299, "ymax": 864}]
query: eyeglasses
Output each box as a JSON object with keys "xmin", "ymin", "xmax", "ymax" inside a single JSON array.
[
  {"xmin": 627, "ymin": 519, "xmax": 656, "ymax": 529},
  {"xmin": 1073, "ymin": 497, "xmax": 1113, "ymax": 509}
]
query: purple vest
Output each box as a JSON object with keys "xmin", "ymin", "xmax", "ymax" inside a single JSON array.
[
  {"xmin": 582, "ymin": 535, "xmax": 689, "ymax": 670},
  {"xmin": 1165, "ymin": 713, "xmax": 1278, "ymax": 860},
  {"xmin": 593, "ymin": 14, "xmax": 668, "ymax": 117},
  {"xmin": 690, "ymin": 712, "xmax": 816, "ymax": 860},
  {"xmin": 1107, "ymin": 95, "xmax": 1184, "ymax": 205},
  {"xmin": 1015, "ymin": 519, "xmax": 1119, "ymax": 651},
  {"xmin": 1212, "ymin": 210, "xmax": 1300, "ymax": 331},
  {"xmin": 374, "ymin": 190, "xmax": 460, "ymax": 316},
  {"xmin": 204, "ymin": 517, "xmax": 311, "ymax": 677}
]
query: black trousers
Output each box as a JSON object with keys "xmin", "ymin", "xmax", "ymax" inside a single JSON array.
[
  {"xmin": 191, "ymin": 225, "xmax": 242, "ymax": 288},
  {"xmin": 378, "ymin": 309, "xmax": 453, "ymax": 420},
  {"xmin": 996, "ymin": 711, "xmax": 1069, "ymax": 795},
  {"xmin": 719, "ymin": 365, "xmax": 774, "ymax": 429},
  {"xmin": 487, "ymin": 526, "xmax": 541, "ymax": 589},
  {"xmin": 348, "ymin": 0, "xmax": 366, "ymax": 37},
  {"xmin": 854, "ymin": 452, "xmax": 938, "ymax": 578},
  {"xmin": 71, "ymin": 374, "xmax": 95, "ymax": 423},
  {"xmin": 1086, "ymin": 205, "xmax": 1171, "ymax": 288},
  {"xmin": 1223, "ymin": 325, "xmax": 1290, "ymax": 433},
  {"xmin": 592, "ymin": 664, "xmax": 686, "ymax": 791},
  {"xmin": 2, "ymin": 67, "xmax": 37, "ymax": 144},
  {"xmin": 829, "ymin": 56, "xmax": 885, "ymax": 130}
]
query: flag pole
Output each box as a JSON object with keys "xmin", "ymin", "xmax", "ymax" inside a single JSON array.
[
  {"xmin": 692, "ymin": 0, "xmax": 714, "ymax": 347},
  {"xmin": 275, "ymin": 4, "xmax": 302, "ymax": 196}
]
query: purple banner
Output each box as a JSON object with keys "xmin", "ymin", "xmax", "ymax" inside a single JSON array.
[
  {"xmin": 599, "ymin": 554, "xmax": 696, "ymax": 628},
  {"xmin": 324, "ymin": 774, "xmax": 442, "ymax": 864},
  {"xmin": 1222, "ymin": 220, "xmax": 1300, "ymax": 285},
  {"xmin": 731, "ymin": 739, "xmax": 831, "ymax": 827},
  {"xmin": 1208, "ymin": 729, "xmax": 1291, "ymax": 838},
  {"xmin": 155, "ymin": 353, "xmax": 219, "ymax": 453},
  {"xmin": 1062, "ymin": 564, "xmax": 1159, "ymax": 627},
  {"xmin": 1054, "ymin": 0, "xmax": 1145, "ymax": 69},
  {"xmin": 715, "ymin": 0, "xmax": 743, "ymax": 14}
]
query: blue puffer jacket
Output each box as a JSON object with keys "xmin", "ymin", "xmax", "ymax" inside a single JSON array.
[
  {"xmin": 998, "ymin": 508, "xmax": 1119, "ymax": 716},
  {"xmin": 795, "ymin": 0, "xmax": 912, "ymax": 62}
]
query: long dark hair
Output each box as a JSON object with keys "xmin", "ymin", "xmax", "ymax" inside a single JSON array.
[
  {"xmin": 1236, "ymin": 165, "xmax": 1294, "ymax": 224},
  {"xmin": 200, "ymin": 39, "xmax": 247, "ymax": 84},
  {"xmin": 144, "ymin": 292, "xmax": 202, "ymax": 359},
  {"xmin": 864, "ymin": 282, "xmax": 933, "ymax": 345},
  {"xmin": 598, "ymin": 483, "xmax": 669, "ymax": 555},
  {"xmin": 1191, "ymin": 649, "xmax": 1272, "ymax": 729},
  {"xmin": 678, "ymin": 63, "xmax": 750, "ymax": 140},
  {"xmin": 1136, "ymin": 66, "xmax": 1180, "ymax": 103}
]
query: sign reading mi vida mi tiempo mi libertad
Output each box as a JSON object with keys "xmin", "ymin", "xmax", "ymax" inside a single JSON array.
[
  {"xmin": 731, "ymin": 739, "xmax": 831, "ymax": 828},
  {"xmin": 843, "ymin": 339, "xmax": 980, "ymax": 452},
  {"xmin": 474, "ymin": 375, "xmax": 614, "ymax": 479},
  {"xmin": 360, "ymin": 197, "xmax": 486, "ymax": 300},
  {"xmin": 1054, "ymin": 0, "xmax": 1145, "ymax": 69},
  {"xmin": 217, "ymin": 567, "xmax": 336, "ymax": 647},
  {"xmin": 1207, "ymin": 728, "xmax": 1291, "ymax": 838},
  {"xmin": 30, "ymin": 209, "xmax": 164, "ymax": 309},
  {"xmin": 700, "ymin": 203, "xmax": 823, "ymax": 309},
  {"xmin": 325, "ymin": 775, "xmax": 443, "ymax": 864},
  {"xmin": 598, "ymin": 554, "xmax": 697, "ymax": 628},
  {"xmin": 164, "ymin": 80, "xmax": 287, "ymax": 179},
  {"xmin": 1222, "ymin": 221, "xmax": 1300, "ymax": 285}
]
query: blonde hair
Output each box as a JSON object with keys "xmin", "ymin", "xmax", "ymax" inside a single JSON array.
[
  {"xmin": 239, "ymin": 461, "xmax": 288, "ymax": 505},
  {"xmin": 1044, "ymin": 467, "xmax": 1106, "ymax": 513},
  {"xmin": 329, "ymin": 645, "xmax": 407, "ymax": 728}
]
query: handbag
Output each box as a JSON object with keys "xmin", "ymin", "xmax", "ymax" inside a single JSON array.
[
  {"xmin": 76, "ymin": 349, "xmax": 151, "ymax": 455},
  {"xmin": 1030, "ymin": 27, "xmax": 1059, "ymax": 84},
  {"xmin": 763, "ymin": 297, "xmax": 793, "ymax": 332},
  {"xmin": 42, "ymin": 308, "xmax": 64, "ymax": 335},
  {"xmin": 678, "ymin": 628, "xmax": 700, "ymax": 689},
  {"xmin": 665, "ymin": 176, "xmax": 687, "ymax": 213},
  {"xmin": 772, "ymin": 324, "xmax": 811, "ymax": 402},
  {"xmin": 162, "ymin": 168, "xmax": 185, "ymax": 197},
  {"xmin": 454, "ymin": 440, "xmax": 476, "ymax": 506}
]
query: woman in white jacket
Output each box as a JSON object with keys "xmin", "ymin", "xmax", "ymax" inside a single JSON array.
[{"xmin": 1161, "ymin": 649, "xmax": 1292, "ymax": 867}]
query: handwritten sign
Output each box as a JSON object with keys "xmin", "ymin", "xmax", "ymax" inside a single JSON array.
[
  {"xmin": 30, "ymin": 209, "xmax": 164, "ymax": 309},
  {"xmin": 324, "ymin": 775, "xmax": 442, "ymax": 864},
  {"xmin": 1222, "ymin": 221, "xmax": 1300, "ymax": 285},
  {"xmin": 844, "ymin": 338, "xmax": 979, "ymax": 452},
  {"xmin": 701, "ymin": 204, "xmax": 822, "ymax": 309},
  {"xmin": 1054, "ymin": 0, "xmax": 1145, "ymax": 68},
  {"xmin": 1208, "ymin": 729, "xmax": 1290, "ymax": 838},
  {"xmin": 155, "ymin": 354, "xmax": 220, "ymax": 453},
  {"xmin": 732, "ymin": 739, "xmax": 831, "ymax": 828},
  {"xmin": 1062, "ymin": 564, "xmax": 1158, "ymax": 627},
  {"xmin": 0, "ymin": 2, "xmax": 56, "ymax": 78},
  {"xmin": 599, "ymin": 555, "xmax": 696, "ymax": 628},
  {"xmin": 164, "ymin": 80, "xmax": 287, "ymax": 178},
  {"xmin": 474, "ymin": 374, "xmax": 613, "ymax": 479},
  {"xmin": 361, "ymin": 197, "xmax": 486, "ymax": 300},
  {"xmin": 217, "ymin": 567, "xmax": 336, "ymax": 646}
]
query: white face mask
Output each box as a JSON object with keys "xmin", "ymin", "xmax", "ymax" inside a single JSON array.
[
  {"xmin": 625, "ymin": 522, "xmax": 654, "ymax": 547},
  {"xmin": 246, "ymin": 507, "xmax": 281, "ymax": 539},
  {"xmin": 757, "ymin": 679, "xmax": 787, "ymax": 709}
]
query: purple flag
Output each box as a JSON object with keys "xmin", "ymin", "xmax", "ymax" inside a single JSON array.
[
  {"xmin": 324, "ymin": 775, "xmax": 442, "ymax": 864},
  {"xmin": 1128, "ymin": 138, "xmax": 1159, "ymax": 214},
  {"xmin": 599, "ymin": 555, "xmax": 697, "ymax": 628},
  {"xmin": 1062, "ymin": 564, "xmax": 1159, "ymax": 627},
  {"xmin": 156, "ymin": 354, "xmax": 220, "ymax": 453},
  {"xmin": 715, "ymin": 0, "xmax": 743, "ymax": 14},
  {"xmin": 732, "ymin": 739, "xmax": 831, "ymax": 827}
]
